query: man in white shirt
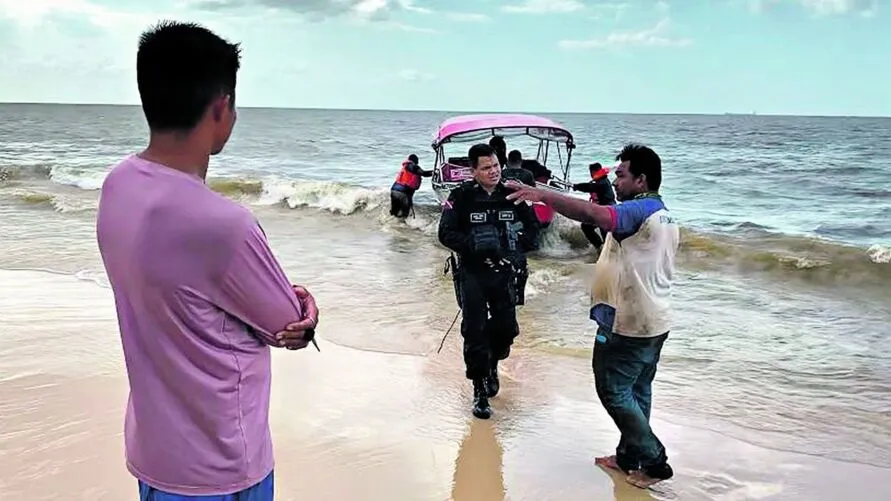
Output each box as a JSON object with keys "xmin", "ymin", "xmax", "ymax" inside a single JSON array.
[{"xmin": 505, "ymin": 143, "xmax": 679, "ymax": 489}]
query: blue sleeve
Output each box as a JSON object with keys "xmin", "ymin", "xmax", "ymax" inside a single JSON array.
[{"xmin": 612, "ymin": 198, "xmax": 665, "ymax": 240}]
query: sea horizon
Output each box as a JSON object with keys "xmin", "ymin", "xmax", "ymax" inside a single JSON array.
[{"xmin": 2, "ymin": 100, "xmax": 890, "ymax": 120}]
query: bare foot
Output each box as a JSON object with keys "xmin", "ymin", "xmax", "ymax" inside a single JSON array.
[
  {"xmin": 626, "ymin": 470, "xmax": 666, "ymax": 489},
  {"xmin": 595, "ymin": 455, "xmax": 621, "ymax": 471}
]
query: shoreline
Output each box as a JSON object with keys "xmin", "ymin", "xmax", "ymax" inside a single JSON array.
[
  {"xmin": 2, "ymin": 181, "xmax": 889, "ymax": 298},
  {"xmin": 1, "ymin": 268, "xmax": 890, "ymax": 500}
]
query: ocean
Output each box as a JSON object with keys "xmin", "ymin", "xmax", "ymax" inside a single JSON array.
[{"xmin": 1, "ymin": 103, "xmax": 890, "ymax": 499}]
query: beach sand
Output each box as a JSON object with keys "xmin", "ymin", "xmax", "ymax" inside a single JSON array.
[{"xmin": 0, "ymin": 269, "xmax": 887, "ymax": 501}]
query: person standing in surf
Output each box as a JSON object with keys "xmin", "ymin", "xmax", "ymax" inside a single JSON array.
[
  {"xmin": 504, "ymin": 144, "xmax": 678, "ymax": 489},
  {"xmin": 571, "ymin": 162, "xmax": 617, "ymax": 249},
  {"xmin": 390, "ymin": 153, "xmax": 432, "ymax": 218},
  {"xmin": 438, "ymin": 143, "xmax": 541, "ymax": 420},
  {"xmin": 96, "ymin": 21, "xmax": 318, "ymax": 500}
]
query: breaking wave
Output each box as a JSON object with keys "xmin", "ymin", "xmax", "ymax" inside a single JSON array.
[{"xmin": 3, "ymin": 168, "xmax": 889, "ymax": 290}]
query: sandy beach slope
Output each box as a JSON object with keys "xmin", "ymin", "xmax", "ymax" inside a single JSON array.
[{"xmin": 0, "ymin": 269, "xmax": 887, "ymax": 501}]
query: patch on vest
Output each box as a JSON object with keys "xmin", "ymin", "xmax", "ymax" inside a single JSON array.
[
  {"xmin": 470, "ymin": 212, "xmax": 486, "ymax": 223},
  {"xmin": 497, "ymin": 210, "xmax": 515, "ymax": 221}
]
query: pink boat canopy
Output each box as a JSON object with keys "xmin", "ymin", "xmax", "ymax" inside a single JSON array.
[{"xmin": 432, "ymin": 113, "xmax": 574, "ymax": 147}]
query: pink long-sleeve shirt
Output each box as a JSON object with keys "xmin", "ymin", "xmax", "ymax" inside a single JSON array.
[{"xmin": 96, "ymin": 154, "xmax": 303, "ymax": 496}]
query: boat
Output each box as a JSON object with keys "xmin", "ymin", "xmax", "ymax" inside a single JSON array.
[{"xmin": 430, "ymin": 113, "xmax": 577, "ymax": 227}]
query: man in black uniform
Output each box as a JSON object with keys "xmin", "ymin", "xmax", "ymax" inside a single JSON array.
[{"xmin": 438, "ymin": 143, "xmax": 541, "ymax": 419}]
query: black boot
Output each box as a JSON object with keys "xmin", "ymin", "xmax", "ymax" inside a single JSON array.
[
  {"xmin": 486, "ymin": 362, "xmax": 500, "ymax": 398},
  {"xmin": 472, "ymin": 379, "xmax": 492, "ymax": 419}
]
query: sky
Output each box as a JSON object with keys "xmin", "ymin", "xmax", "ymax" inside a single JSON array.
[{"xmin": 0, "ymin": 0, "xmax": 888, "ymax": 116}]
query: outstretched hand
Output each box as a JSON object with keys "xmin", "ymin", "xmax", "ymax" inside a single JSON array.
[{"xmin": 504, "ymin": 180, "xmax": 545, "ymax": 204}]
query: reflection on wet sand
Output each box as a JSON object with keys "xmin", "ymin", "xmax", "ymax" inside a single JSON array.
[
  {"xmin": 603, "ymin": 468, "xmax": 658, "ymax": 501},
  {"xmin": 450, "ymin": 420, "xmax": 505, "ymax": 501}
]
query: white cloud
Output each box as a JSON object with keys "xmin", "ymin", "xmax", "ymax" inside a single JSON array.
[
  {"xmin": 398, "ymin": 69, "xmax": 433, "ymax": 81},
  {"xmin": 396, "ymin": 0, "xmax": 432, "ymax": 14},
  {"xmin": 587, "ymin": 2, "xmax": 629, "ymax": 20},
  {"xmin": 396, "ymin": 0, "xmax": 489, "ymax": 22},
  {"xmin": 443, "ymin": 11, "xmax": 490, "ymax": 22},
  {"xmin": 502, "ymin": 0, "xmax": 585, "ymax": 14},
  {"xmin": 353, "ymin": 0, "xmax": 390, "ymax": 16},
  {"xmin": 746, "ymin": 0, "xmax": 878, "ymax": 15},
  {"xmin": 558, "ymin": 18, "xmax": 691, "ymax": 49},
  {"xmin": 189, "ymin": 0, "xmax": 401, "ymax": 21},
  {"xmin": 0, "ymin": 0, "xmax": 306, "ymax": 80},
  {"xmin": 384, "ymin": 21, "xmax": 438, "ymax": 32},
  {"xmin": 187, "ymin": 0, "xmax": 487, "ymax": 28},
  {"xmin": 800, "ymin": 0, "xmax": 877, "ymax": 15},
  {"xmin": 0, "ymin": 0, "xmax": 152, "ymax": 29}
]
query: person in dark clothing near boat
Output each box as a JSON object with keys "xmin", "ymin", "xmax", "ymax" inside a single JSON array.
[
  {"xmin": 390, "ymin": 154, "xmax": 432, "ymax": 218},
  {"xmin": 521, "ymin": 159, "xmax": 552, "ymax": 184},
  {"xmin": 438, "ymin": 143, "xmax": 541, "ymax": 420},
  {"xmin": 501, "ymin": 149, "xmax": 536, "ymax": 186},
  {"xmin": 572, "ymin": 162, "xmax": 616, "ymax": 248},
  {"xmin": 489, "ymin": 135, "xmax": 508, "ymax": 168}
]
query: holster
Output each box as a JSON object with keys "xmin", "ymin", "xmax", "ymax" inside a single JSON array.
[
  {"xmin": 513, "ymin": 265, "xmax": 529, "ymax": 306},
  {"xmin": 445, "ymin": 254, "xmax": 463, "ymax": 309}
]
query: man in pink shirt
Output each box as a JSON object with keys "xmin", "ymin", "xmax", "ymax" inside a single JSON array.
[{"xmin": 96, "ymin": 21, "xmax": 317, "ymax": 500}]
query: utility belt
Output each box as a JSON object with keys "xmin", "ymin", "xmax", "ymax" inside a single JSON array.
[{"xmin": 444, "ymin": 253, "xmax": 529, "ymax": 308}]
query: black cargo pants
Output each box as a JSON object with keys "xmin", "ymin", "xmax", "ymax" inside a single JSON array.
[{"xmin": 458, "ymin": 266, "xmax": 518, "ymax": 380}]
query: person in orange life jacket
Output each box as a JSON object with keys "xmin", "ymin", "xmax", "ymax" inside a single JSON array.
[
  {"xmin": 390, "ymin": 154, "xmax": 432, "ymax": 218},
  {"xmin": 572, "ymin": 162, "xmax": 616, "ymax": 248}
]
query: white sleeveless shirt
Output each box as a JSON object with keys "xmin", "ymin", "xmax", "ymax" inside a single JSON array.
[{"xmin": 590, "ymin": 196, "xmax": 679, "ymax": 338}]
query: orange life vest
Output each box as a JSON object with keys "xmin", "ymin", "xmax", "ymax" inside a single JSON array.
[
  {"xmin": 588, "ymin": 167, "xmax": 609, "ymax": 203},
  {"xmin": 394, "ymin": 160, "xmax": 422, "ymax": 190}
]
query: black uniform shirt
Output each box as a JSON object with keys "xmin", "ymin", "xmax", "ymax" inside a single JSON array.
[{"xmin": 437, "ymin": 181, "xmax": 541, "ymax": 270}]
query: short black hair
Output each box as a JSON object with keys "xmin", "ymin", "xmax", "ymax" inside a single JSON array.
[
  {"xmin": 489, "ymin": 135, "xmax": 506, "ymax": 150},
  {"xmin": 408, "ymin": 154, "xmax": 419, "ymax": 163},
  {"xmin": 507, "ymin": 149, "xmax": 522, "ymax": 163},
  {"xmin": 468, "ymin": 143, "xmax": 496, "ymax": 169},
  {"xmin": 589, "ymin": 162, "xmax": 602, "ymax": 172},
  {"xmin": 616, "ymin": 144, "xmax": 661, "ymax": 191},
  {"xmin": 137, "ymin": 20, "xmax": 242, "ymax": 132}
]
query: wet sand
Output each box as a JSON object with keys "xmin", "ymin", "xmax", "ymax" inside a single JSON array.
[{"xmin": 1, "ymin": 269, "xmax": 889, "ymax": 501}]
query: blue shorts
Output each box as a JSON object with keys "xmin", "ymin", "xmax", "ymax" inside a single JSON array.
[{"xmin": 138, "ymin": 472, "xmax": 274, "ymax": 501}]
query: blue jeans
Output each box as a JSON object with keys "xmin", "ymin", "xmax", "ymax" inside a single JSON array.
[
  {"xmin": 138, "ymin": 472, "xmax": 274, "ymax": 501},
  {"xmin": 592, "ymin": 327, "xmax": 669, "ymax": 473}
]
